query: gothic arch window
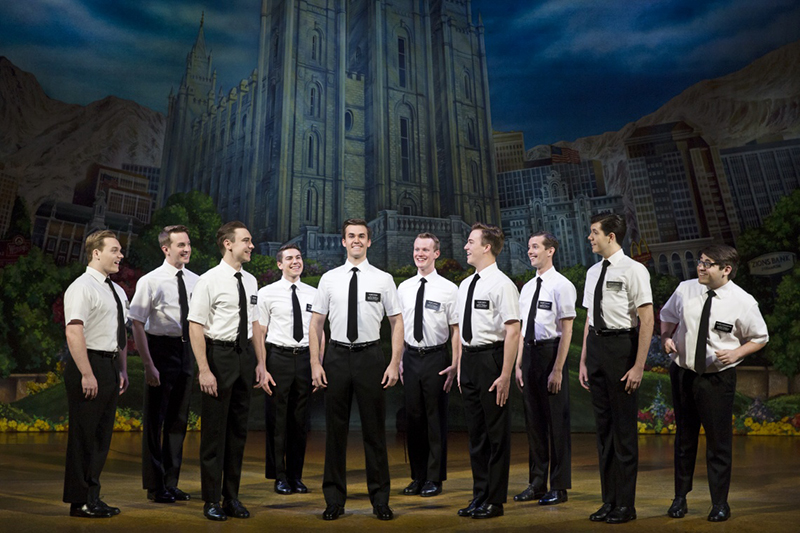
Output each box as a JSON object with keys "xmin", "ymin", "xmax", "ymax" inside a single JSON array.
[
  {"xmin": 304, "ymin": 186, "xmax": 318, "ymax": 223},
  {"xmin": 471, "ymin": 161, "xmax": 480, "ymax": 193},
  {"xmin": 467, "ymin": 119, "xmax": 476, "ymax": 146},
  {"xmin": 464, "ymin": 72, "xmax": 472, "ymax": 101},
  {"xmin": 309, "ymin": 85, "xmax": 320, "ymax": 117},
  {"xmin": 551, "ymin": 182, "xmax": 559, "ymax": 197},
  {"xmin": 685, "ymin": 250, "xmax": 696, "ymax": 278},
  {"xmin": 311, "ymin": 34, "xmax": 318, "ymax": 61},
  {"xmin": 306, "ymin": 131, "xmax": 320, "ymax": 171},
  {"xmin": 397, "ymin": 36, "xmax": 408, "ymax": 88},
  {"xmin": 658, "ymin": 254, "xmax": 669, "ymax": 275},
  {"xmin": 344, "ymin": 109, "xmax": 354, "ymax": 131},
  {"xmin": 672, "ymin": 252, "xmax": 684, "ymax": 280},
  {"xmin": 400, "ymin": 116, "xmax": 411, "ymax": 182}
]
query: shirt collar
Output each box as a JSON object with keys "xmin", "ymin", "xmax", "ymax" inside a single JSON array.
[
  {"xmin": 707, "ymin": 279, "xmax": 733, "ymax": 297},
  {"xmin": 345, "ymin": 258, "xmax": 370, "ymax": 272},
  {"xmin": 161, "ymin": 259, "xmax": 181, "ymax": 276},
  {"xmin": 476, "ymin": 262, "xmax": 499, "ymax": 278},
  {"xmin": 86, "ymin": 266, "xmax": 108, "ymax": 284},
  {"xmin": 417, "ymin": 269, "xmax": 440, "ymax": 283},
  {"xmin": 536, "ymin": 267, "xmax": 557, "ymax": 283},
  {"xmin": 218, "ymin": 259, "xmax": 241, "ymax": 277},
  {"xmin": 278, "ymin": 276, "xmax": 301, "ymax": 290},
  {"xmin": 606, "ymin": 248, "xmax": 625, "ymax": 266}
]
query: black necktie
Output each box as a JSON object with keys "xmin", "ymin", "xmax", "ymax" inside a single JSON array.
[
  {"xmin": 291, "ymin": 284, "xmax": 303, "ymax": 343},
  {"xmin": 347, "ymin": 267, "xmax": 359, "ymax": 342},
  {"xmin": 593, "ymin": 260, "xmax": 610, "ymax": 329},
  {"xmin": 462, "ymin": 273, "xmax": 480, "ymax": 343},
  {"xmin": 105, "ymin": 277, "xmax": 126, "ymax": 351},
  {"xmin": 176, "ymin": 270, "xmax": 189, "ymax": 342},
  {"xmin": 694, "ymin": 289, "xmax": 716, "ymax": 375},
  {"xmin": 524, "ymin": 277, "xmax": 543, "ymax": 344},
  {"xmin": 234, "ymin": 272, "xmax": 248, "ymax": 349},
  {"xmin": 414, "ymin": 278, "xmax": 427, "ymax": 343}
]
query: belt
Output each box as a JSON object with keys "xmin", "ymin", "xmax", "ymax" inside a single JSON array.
[
  {"xmin": 206, "ymin": 338, "xmax": 239, "ymax": 348},
  {"xmin": 268, "ymin": 343, "xmax": 310, "ymax": 355},
  {"xmin": 589, "ymin": 326, "xmax": 637, "ymax": 337},
  {"xmin": 404, "ymin": 343, "xmax": 446, "ymax": 355},
  {"xmin": 463, "ymin": 340, "xmax": 504, "ymax": 353},
  {"xmin": 87, "ymin": 349, "xmax": 118, "ymax": 359},
  {"xmin": 329, "ymin": 340, "xmax": 380, "ymax": 352},
  {"xmin": 525, "ymin": 337, "xmax": 560, "ymax": 346}
]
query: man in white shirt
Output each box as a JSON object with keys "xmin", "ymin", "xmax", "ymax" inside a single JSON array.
[
  {"xmin": 129, "ymin": 225, "xmax": 198, "ymax": 504},
  {"xmin": 456, "ymin": 223, "xmax": 521, "ymax": 520},
  {"xmin": 514, "ymin": 232, "xmax": 576, "ymax": 506},
  {"xmin": 257, "ymin": 243, "xmax": 323, "ymax": 496},
  {"xmin": 309, "ymin": 218, "xmax": 404, "ymax": 521},
  {"xmin": 188, "ymin": 221, "xmax": 271, "ymax": 521},
  {"xmin": 397, "ymin": 233, "xmax": 460, "ymax": 498},
  {"xmin": 660, "ymin": 244, "xmax": 768, "ymax": 523},
  {"xmin": 63, "ymin": 230, "xmax": 129, "ymax": 518}
]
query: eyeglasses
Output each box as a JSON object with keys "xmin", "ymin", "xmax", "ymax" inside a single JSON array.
[{"xmin": 696, "ymin": 260, "xmax": 719, "ymax": 269}]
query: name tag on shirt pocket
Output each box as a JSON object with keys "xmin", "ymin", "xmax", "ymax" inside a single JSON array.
[
  {"xmin": 606, "ymin": 281, "xmax": 623, "ymax": 291},
  {"xmin": 365, "ymin": 292, "xmax": 381, "ymax": 302},
  {"xmin": 714, "ymin": 321, "xmax": 733, "ymax": 333},
  {"xmin": 306, "ymin": 303, "xmax": 313, "ymax": 312},
  {"xmin": 250, "ymin": 295, "xmax": 258, "ymax": 305},
  {"xmin": 537, "ymin": 301, "xmax": 553, "ymax": 310},
  {"xmin": 425, "ymin": 300, "xmax": 441, "ymax": 311},
  {"xmin": 474, "ymin": 300, "xmax": 490, "ymax": 310}
]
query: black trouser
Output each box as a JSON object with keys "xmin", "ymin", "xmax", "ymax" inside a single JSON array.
[
  {"xmin": 521, "ymin": 340, "xmax": 571, "ymax": 491},
  {"xmin": 460, "ymin": 343, "xmax": 511, "ymax": 505},
  {"xmin": 670, "ymin": 362, "xmax": 736, "ymax": 505},
  {"xmin": 63, "ymin": 351, "xmax": 120, "ymax": 504},
  {"xmin": 200, "ymin": 340, "xmax": 255, "ymax": 503},
  {"xmin": 585, "ymin": 332, "xmax": 639, "ymax": 507},
  {"xmin": 264, "ymin": 345, "xmax": 312, "ymax": 483},
  {"xmin": 322, "ymin": 342, "xmax": 390, "ymax": 506},
  {"xmin": 403, "ymin": 346, "xmax": 449, "ymax": 483},
  {"xmin": 142, "ymin": 334, "xmax": 194, "ymax": 492}
]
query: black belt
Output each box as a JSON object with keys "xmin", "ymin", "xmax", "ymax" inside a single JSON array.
[
  {"xmin": 87, "ymin": 349, "xmax": 118, "ymax": 359},
  {"xmin": 268, "ymin": 343, "xmax": 310, "ymax": 355},
  {"xmin": 405, "ymin": 343, "xmax": 446, "ymax": 355},
  {"xmin": 329, "ymin": 340, "xmax": 380, "ymax": 352},
  {"xmin": 589, "ymin": 326, "xmax": 637, "ymax": 337},
  {"xmin": 463, "ymin": 340, "xmax": 504, "ymax": 353},
  {"xmin": 206, "ymin": 338, "xmax": 238, "ymax": 348},
  {"xmin": 525, "ymin": 337, "xmax": 560, "ymax": 346}
]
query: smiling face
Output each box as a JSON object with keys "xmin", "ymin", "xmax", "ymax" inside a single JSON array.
[
  {"xmin": 588, "ymin": 222, "xmax": 614, "ymax": 258},
  {"xmin": 94, "ymin": 237, "xmax": 123, "ymax": 276},
  {"xmin": 697, "ymin": 253, "xmax": 731, "ymax": 290},
  {"xmin": 464, "ymin": 229, "xmax": 491, "ymax": 269},
  {"xmin": 163, "ymin": 231, "xmax": 191, "ymax": 268},
  {"xmin": 226, "ymin": 227, "xmax": 254, "ymax": 265},
  {"xmin": 278, "ymin": 247, "xmax": 304, "ymax": 282},
  {"xmin": 413, "ymin": 237, "xmax": 439, "ymax": 275},
  {"xmin": 342, "ymin": 224, "xmax": 371, "ymax": 262},
  {"xmin": 528, "ymin": 235, "xmax": 553, "ymax": 271}
]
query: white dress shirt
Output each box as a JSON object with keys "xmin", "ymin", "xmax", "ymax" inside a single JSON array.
[
  {"xmin": 188, "ymin": 260, "xmax": 260, "ymax": 341},
  {"xmin": 397, "ymin": 269, "xmax": 459, "ymax": 348},
  {"xmin": 312, "ymin": 259, "xmax": 401, "ymax": 343},
  {"xmin": 64, "ymin": 267, "xmax": 129, "ymax": 352},
  {"xmin": 128, "ymin": 260, "xmax": 199, "ymax": 337},
  {"xmin": 519, "ymin": 267, "xmax": 577, "ymax": 341},
  {"xmin": 258, "ymin": 277, "xmax": 317, "ymax": 347},
  {"xmin": 660, "ymin": 279, "xmax": 768, "ymax": 373},
  {"xmin": 457, "ymin": 262, "xmax": 520, "ymax": 346},
  {"xmin": 583, "ymin": 249, "xmax": 652, "ymax": 329}
]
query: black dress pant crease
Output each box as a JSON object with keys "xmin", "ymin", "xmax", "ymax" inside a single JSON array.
[
  {"xmin": 142, "ymin": 334, "xmax": 194, "ymax": 491},
  {"xmin": 404, "ymin": 346, "xmax": 449, "ymax": 483},
  {"xmin": 459, "ymin": 343, "xmax": 511, "ymax": 505},
  {"xmin": 521, "ymin": 342, "xmax": 571, "ymax": 491},
  {"xmin": 200, "ymin": 341, "xmax": 255, "ymax": 503},
  {"xmin": 63, "ymin": 352, "xmax": 120, "ymax": 504}
]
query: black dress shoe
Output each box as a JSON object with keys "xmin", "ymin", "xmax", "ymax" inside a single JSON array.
[
  {"xmin": 472, "ymin": 503, "xmax": 504, "ymax": 519},
  {"xmin": 589, "ymin": 502, "xmax": 614, "ymax": 521},
  {"xmin": 606, "ymin": 506, "xmax": 637, "ymax": 524},
  {"xmin": 96, "ymin": 499, "xmax": 121, "ymax": 515},
  {"xmin": 457, "ymin": 498, "xmax": 483, "ymax": 517},
  {"xmin": 223, "ymin": 499, "xmax": 250, "ymax": 518},
  {"xmin": 420, "ymin": 480, "xmax": 442, "ymax": 497},
  {"xmin": 514, "ymin": 484, "xmax": 546, "ymax": 502},
  {"xmin": 291, "ymin": 479, "xmax": 308, "ymax": 493},
  {"xmin": 322, "ymin": 503, "xmax": 344, "ymax": 520},
  {"xmin": 708, "ymin": 502, "xmax": 730, "ymax": 522},
  {"xmin": 403, "ymin": 479, "xmax": 423, "ymax": 495},
  {"xmin": 667, "ymin": 496, "xmax": 688, "ymax": 518},
  {"xmin": 539, "ymin": 489, "xmax": 568, "ymax": 505},
  {"xmin": 373, "ymin": 503, "xmax": 394, "ymax": 520},
  {"xmin": 168, "ymin": 487, "xmax": 191, "ymax": 501},
  {"xmin": 69, "ymin": 503, "xmax": 112, "ymax": 518},
  {"xmin": 203, "ymin": 502, "xmax": 227, "ymax": 521},
  {"xmin": 275, "ymin": 479, "xmax": 293, "ymax": 495},
  {"xmin": 147, "ymin": 488, "xmax": 175, "ymax": 503}
]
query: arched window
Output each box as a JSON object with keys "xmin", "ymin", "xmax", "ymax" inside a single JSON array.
[
  {"xmin": 311, "ymin": 34, "xmax": 318, "ymax": 61},
  {"xmin": 471, "ymin": 161, "xmax": 480, "ymax": 193},
  {"xmin": 685, "ymin": 251, "xmax": 696, "ymax": 278},
  {"xmin": 309, "ymin": 86, "xmax": 317, "ymax": 116},
  {"xmin": 305, "ymin": 186, "xmax": 318, "ymax": 223},
  {"xmin": 464, "ymin": 73, "xmax": 472, "ymax": 101},
  {"xmin": 397, "ymin": 37, "xmax": 407, "ymax": 88},
  {"xmin": 671, "ymin": 252, "xmax": 684, "ymax": 280},
  {"xmin": 307, "ymin": 134, "xmax": 317, "ymax": 169},
  {"xmin": 344, "ymin": 110, "xmax": 353, "ymax": 131},
  {"xmin": 658, "ymin": 254, "xmax": 669, "ymax": 275},
  {"xmin": 400, "ymin": 117, "xmax": 411, "ymax": 181},
  {"xmin": 467, "ymin": 120, "xmax": 476, "ymax": 146}
]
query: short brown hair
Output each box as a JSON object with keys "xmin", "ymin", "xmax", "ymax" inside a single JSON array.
[
  {"xmin": 85, "ymin": 230, "xmax": 117, "ymax": 263},
  {"xmin": 415, "ymin": 232, "xmax": 440, "ymax": 251},
  {"xmin": 216, "ymin": 221, "xmax": 248, "ymax": 255},
  {"xmin": 276, "ymin": 243, "xmax": 302, "ymax": 263},
  {"xmin": 530, "ymin": 231, "xmax": 559, "ymax": 253},
  {"xmin": 158, "ymin": 225, "xmax": 190, "ymax": 248},
  {"xmin": 471, "ymin": 222, "xmax": 504, "ymax": 257},
  {"xmin": 590, "ymin": 213, "xmax": 627, "ymax": 243},
  {"xmin": 341, "ymin": 218, "xmax": 372, "ymax": 240},
  {"xmin": 699, "ymin": 244, "xmax": 740, "ymax": 279}
]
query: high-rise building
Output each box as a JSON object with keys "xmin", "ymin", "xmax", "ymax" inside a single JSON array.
[
  {"xmin": 493, "ymin": 130, "xmax": 526, "ymax": 173},
  {"xmin": 160, "ymin": 1, "xmax": 499, "ymax": 249}
]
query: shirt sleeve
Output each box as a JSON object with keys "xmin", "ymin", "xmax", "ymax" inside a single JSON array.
[
  {"xmin": 659, "ymin": 286, "xmax": 682, "ymax": 324},
  {"xmin": 628, "ymin": 262, "xmax": 653, "ymax": 308},
  {"xmin": 64, "ymin": 281, "xmax": 91, "ymax": 324},
  {"xmin": 382, "ymin": 274, "xmax": 402, "ymax": 316},
  {"xmin": 127, "ymin": 276, "xmax": 152, "ymax": 324},
  {"xmin": 257, "ymin": 288, "xmax": 271, "ymax": 328},
  {"xmin": 496, "ymin": 280, "xmax": 521, "ymax": 324},
  {"xmin": 188, "ymin": 277, "xmax": 212, "ymax": 326},
  {"xmin": 445, "ymin": 285, "xmax": 460, "ymax": 325},
  {"xmin": 582, "ymin": 269, "xmax": 594, "ymax": 310},
  {"xmin": 737, "ymin": 302, "xmax": 769, "ymax": 345},
  {"xmin": 311, "ymin": 273, "xmax": 330, "ymax": 315},
  {"xmin": 246, "ymin": 277, "xmax": 260, "ymax": 323},
  {"xmin": 556, "ymin": 280, "xmax": 577, "ymax": 320}
]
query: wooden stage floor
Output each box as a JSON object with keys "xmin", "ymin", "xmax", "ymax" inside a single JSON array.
[{"xmin": 1, "ymin": 431, "xmax": 799, "ymax": 532}]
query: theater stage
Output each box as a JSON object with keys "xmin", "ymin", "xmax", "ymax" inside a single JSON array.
[{"xmin": 1, "ymin": 431, "xmax": 798, "ymax": 532}]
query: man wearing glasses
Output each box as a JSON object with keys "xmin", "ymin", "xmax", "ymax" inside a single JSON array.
[{"xmin": 660, "ymin": 244, "xmax": 768, "ymax": 522}]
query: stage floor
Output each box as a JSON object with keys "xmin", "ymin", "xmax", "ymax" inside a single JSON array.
[{"xmin": 1, "ymin": 431, "xmax": 798, "ymax": 532}]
